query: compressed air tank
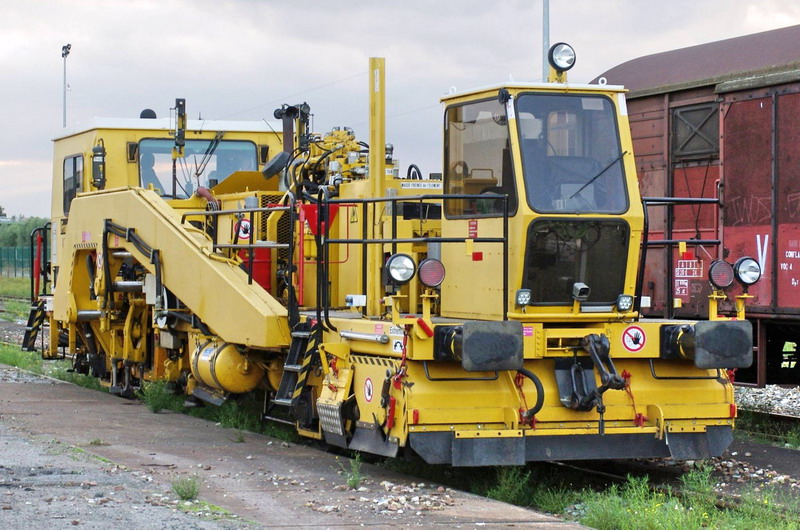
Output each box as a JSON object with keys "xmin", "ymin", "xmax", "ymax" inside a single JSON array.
[{"xmin": 191, "ymin": 341, "xmax": 264, "ymax": 394}]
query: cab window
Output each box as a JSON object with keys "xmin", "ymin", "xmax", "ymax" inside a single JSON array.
[
  {"xmin": 516, "ymin": 94, "xmax": 628, "ymax": 214},
  {"xmin": 138, "ymin": 139, "xmax": 257, "ymax": 198},
  {"xmin": 444, "ymin": 99, "xmax": 517, "ymax": 217},
  {"xmin": 63, "ymin": 154, "xmax": 83, "ymax": 214}
]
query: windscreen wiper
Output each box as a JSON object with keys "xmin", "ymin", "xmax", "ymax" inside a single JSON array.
[
  {"xmin": 194, "ymin": 131, "xmax": 225, "ymax": 179},
  {"xmin": 569, "ymin": 150, "xmax": 628, "ymax": 199}
]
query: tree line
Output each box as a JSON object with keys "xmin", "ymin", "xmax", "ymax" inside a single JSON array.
[{"xmin": 0, "ymin": 215, "xmax": 50, "ymax": 247}]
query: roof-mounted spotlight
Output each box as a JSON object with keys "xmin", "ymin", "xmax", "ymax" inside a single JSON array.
[{"xmin": 548, "ymin": 42, "xmax": 576, "ymax": 75}]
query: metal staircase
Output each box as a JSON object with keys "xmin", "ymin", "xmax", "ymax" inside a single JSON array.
[{"xmin": 273, "ymin": 323, "xmax": 315, "ymax": 408}]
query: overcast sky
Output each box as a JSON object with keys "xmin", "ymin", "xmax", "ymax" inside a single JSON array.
[{"xmin": 1, "ymin": 0, "xmax": 799, "ymax": 218}]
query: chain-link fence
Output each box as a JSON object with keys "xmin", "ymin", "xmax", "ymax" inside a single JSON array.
[{"xmin": 0, "ymin": 247, "xmax": 31, "ymax": 277}]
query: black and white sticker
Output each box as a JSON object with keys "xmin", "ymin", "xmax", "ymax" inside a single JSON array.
[
  {"xmin": 364, "ymin": 377, "xmax": 374, "ymax": 403},
  {"xmin": 237, "ymin": 219, "xmax": 251, "ymax": 240}
]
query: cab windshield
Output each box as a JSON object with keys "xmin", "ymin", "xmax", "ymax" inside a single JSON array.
[
  {"xmin": 516, "ymin": 94, "xmax": 628, "ymax": 214},
  {"xmin": 138, "ymin": 139, "xmax": 257, "ymax": 198}
]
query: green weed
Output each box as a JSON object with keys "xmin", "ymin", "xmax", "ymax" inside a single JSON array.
[
  {"xmin": 216, "ymin": 399, "xmax": 261, "ymax": 431},
  {"xmin": 0, "ymin": 344, "xmax": 43, "ymax": 372},
  {"xmin": 486, "ymin": 466, "xmax": 531, "ymax": 505},
  {"xmin": 172, "ymin": 475, "xmax": 201, "ymax": 501},
  {"xmin": 48, "ymin": 364, "xmax": 107, "ymax": 392},
  {"xmin": 337, "ymin": 454, "xmax": 363, "ymax": 489},
  {"xmin": 136, "ymin": 379, "xmax": 182, "ymax": 413},
  {"xmin": 679, "ymin": 461, "xmax": 715, "ymax": 506}
]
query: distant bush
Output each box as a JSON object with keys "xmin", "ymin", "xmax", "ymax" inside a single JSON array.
[{"xmin": 0, "ymin": 216, "xmax": 49, "ymax": 247}]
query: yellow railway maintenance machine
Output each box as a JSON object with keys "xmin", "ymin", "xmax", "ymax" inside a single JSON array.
[{"xmin": 27, "ymin": 45, "xmax": 761, "ymax": 466}]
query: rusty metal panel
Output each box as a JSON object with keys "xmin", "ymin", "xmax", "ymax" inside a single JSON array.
[
  {"xmin": 641, "ymin": 248, "xmax": 668, "ymax": 315},
  {"xmin": 672, "ymin": 164, "xmax": 719, "ymax": 234},
  {"xmin": 628, "ymin": 98, "xmax": 667, "ymax": 159},
  {"xmin": 776, "ymin": 92, "xmax": 800, "ymax": 310},
  {"xmin": 721, "ymin": 97, "xmax": 773, "ymax": 308},
  {"xmin": 670, "ymin": 163, "xmax": 720, "ymax": 319}
]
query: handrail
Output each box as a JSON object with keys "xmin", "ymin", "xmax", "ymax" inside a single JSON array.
[
  {"xmin": 636, "ymin": 196, "xmax": 722, "ymax": 315},
  {"xmin": 315, "ymin": 190, "xmax": 510, "ymax": 325}
]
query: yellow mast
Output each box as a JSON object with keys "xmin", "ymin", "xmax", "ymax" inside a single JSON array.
[{"xmin": 367, "ymin": 57, "xmax": 386, "ymax": 316}]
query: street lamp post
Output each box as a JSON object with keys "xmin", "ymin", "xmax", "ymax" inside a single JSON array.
[
  {"xmin": 542, "ymin": 0, "xmax": 549, "ymax": 82},
  {"xmin": 62, "ymin": 44, "xmax": 71, "ymax": 128}
]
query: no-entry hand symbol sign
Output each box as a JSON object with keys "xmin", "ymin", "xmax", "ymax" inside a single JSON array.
[{"xmin": 622, "ymin": 325, "xmax": 646, "ymax": 352}]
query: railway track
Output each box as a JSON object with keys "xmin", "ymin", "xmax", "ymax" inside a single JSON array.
[{"xmin": 0, "ymin": 294, "xmax": 31, "ymax": 311}]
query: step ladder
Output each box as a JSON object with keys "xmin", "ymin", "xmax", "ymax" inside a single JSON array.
[
  {"xmin": 272, "ymin": 323, "xmax": 315, "ymax": 408},
  {"xmin": 21, "ymin": 300, "xmax": 46, "ymax": 352}
]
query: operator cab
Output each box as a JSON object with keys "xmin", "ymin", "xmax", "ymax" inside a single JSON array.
[{"xmin": 440, "ymin": 44, "xmax": 640, "ymax": 317}]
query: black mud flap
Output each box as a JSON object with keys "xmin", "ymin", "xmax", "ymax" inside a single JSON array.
[
  {"xmin": 461, "ymin": 321, "xmax": 523, "ymax": 372},
  {"xmin": 349, "ymin": 426, "xmax": 398, "ymax": 458},
  {"xmin": 409, "ymin": 432, "xmax": 525, "ymax": 466},
  {"xmin": 666, "ymin": 425, "xmax": 733, "ymax": 460},
  {"xmin": 453, "ymin": 436, "xmax": 525, "ymax": 467},
  {"xmin": 411, "ymin": 427, "xmax": 735, "ymax": 464},
  {"xmin": 694, "ymin": 320, "xmax": 753, "ymax": 369}
]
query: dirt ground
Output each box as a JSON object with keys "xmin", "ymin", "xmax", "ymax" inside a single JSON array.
[{"xmin": 0, "ymin": 364, "xmax": 582, "ymax": 529}]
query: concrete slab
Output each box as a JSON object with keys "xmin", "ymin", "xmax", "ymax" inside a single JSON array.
[{"xmin": 0, "ymin": 369, "xmax": 584, "ymax": 528}]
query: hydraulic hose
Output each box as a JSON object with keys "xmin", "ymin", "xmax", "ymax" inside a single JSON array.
[{"xmin": 517, "ymin": 367, "xmax": 545, "ymax": 420}]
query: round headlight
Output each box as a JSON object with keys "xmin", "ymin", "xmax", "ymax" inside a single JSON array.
[
  {"xmin": 709, "ymin": 260, "xmax": 735, "ymax": 290},
  {"xmin": 548, "ymin": 43, "xmax": 576, "ymax": 72},
  {"xmin": 734, "ymin": 257, "xmax": 761, "ymax": 286},
  {"xmin": 386, "ymin": 253, "xmax": 416, "ymax": 284},
  {"xmin": 418, "ymin": 258, "xmax": 446, "ymax": 288}
]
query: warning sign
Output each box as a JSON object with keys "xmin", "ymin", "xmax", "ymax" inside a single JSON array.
[
  {"xmin": 364, "ymin": 378, "xmax": 373, "ymax": 402},
  {"xmin": 622, "ymin": 325, "xmax": 646, "ymax": 352},
  {"xmin": 237, "ymin": 219, "xmax": 252, "ymax": 240}
]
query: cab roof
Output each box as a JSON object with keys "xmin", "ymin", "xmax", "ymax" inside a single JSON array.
[
  {"xmin": 54, "ymin": 118, "xmax": 282, "ymax": 141},
  {"xmin": 440, "ymin": 82, "xmax": 626, "ymax": 104}
]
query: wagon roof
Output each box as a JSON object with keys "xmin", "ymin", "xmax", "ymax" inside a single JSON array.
[{"xmin": 595, "ymin": 24, "xmax": 800, "ymax": 98}]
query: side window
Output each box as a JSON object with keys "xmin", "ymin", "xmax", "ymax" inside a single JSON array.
[
  {"xmin": 444, "ymin": 99, "xmax": 517, "ymax": 217},
  {"xmin": 672, "ymin": 103, "xmax": 719, "ymax": 160},
  {"xmin": 63, "ymin": 155, "xmax": 83, "ymax": 214}
]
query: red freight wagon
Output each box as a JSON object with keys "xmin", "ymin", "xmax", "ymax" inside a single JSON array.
[{"xmin": 598, "ymin": 25, "xmax": 800, "ymax": 386}]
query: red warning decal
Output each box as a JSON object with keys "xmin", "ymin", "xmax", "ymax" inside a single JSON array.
[
  {"xmin": 622, "ymin": 325, "xmax": 646, "ymax": 352},
  {"xmin": 236, "ymin": 218, "xmax": 252, "ymax": 240},
  {"xmin": 364, "ymin": 377, "xmax": 374, "ymax": 403}
]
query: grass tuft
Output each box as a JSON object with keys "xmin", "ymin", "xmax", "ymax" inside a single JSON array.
[
  {"xmin": 0, "ymin": 344, "xmax": 44, "ymax": 372},
  {"xmin": 136, "ymin": 379, "xmax": 183, "ymax": 413},
  {"xmin": 172, "ymin": 475, "xmax": 201, "ymax": 501},
  {"xmin": 486, "ymin": 466, "xmax": 531, "ymax": 505},
  {"xmin": 0, "ymin": 276, "xmax": 30, "ymax": 298},
  {"xmin": 337, "ymin": 454, "xmax": 364, "ymax": 489}
]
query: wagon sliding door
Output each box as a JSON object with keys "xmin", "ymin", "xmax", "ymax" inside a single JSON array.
[{"xmin": 720, "ymin": 97, "xmax": 773, "ymax": 310}]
